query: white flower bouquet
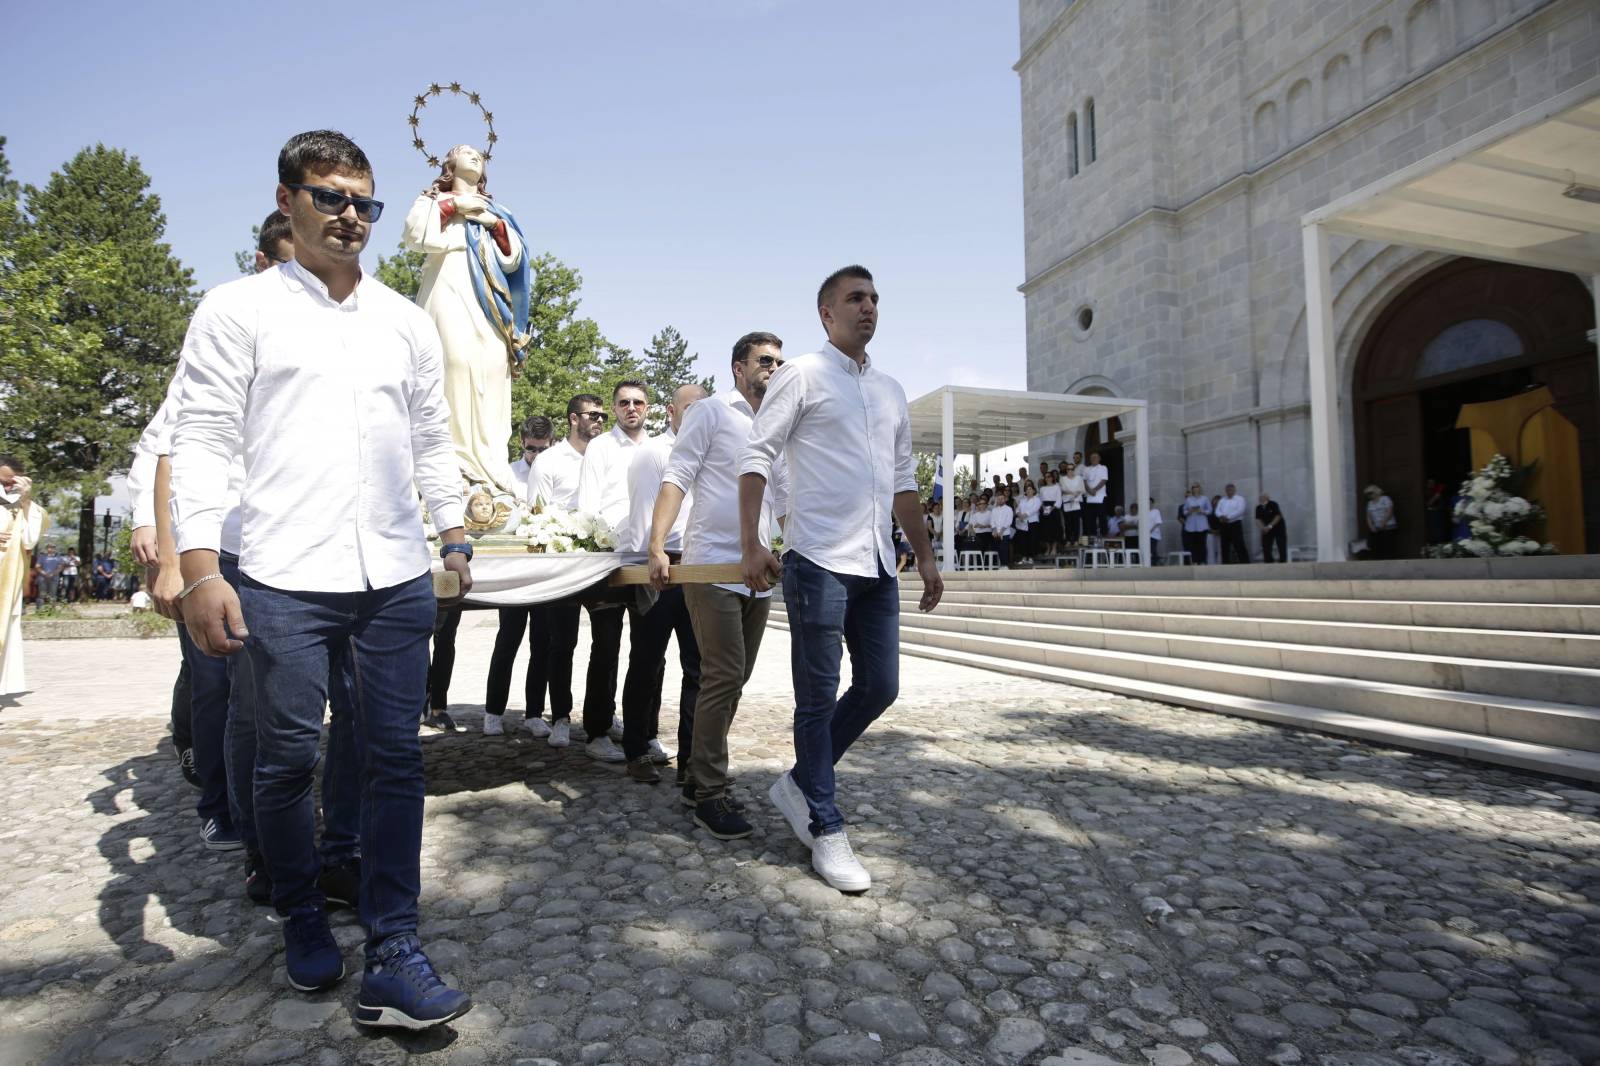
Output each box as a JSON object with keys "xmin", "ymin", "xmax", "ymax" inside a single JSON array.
[
  {"xmin": 1427, "ymin": 454, "xmax": 1556, "ymax": 558},
  {"xmin": 517, "ymin": 502, "xmax": 619, "ymax": 554}
]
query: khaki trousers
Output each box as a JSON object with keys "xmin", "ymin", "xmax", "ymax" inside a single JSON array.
[{"xmin": 682, "ymin": 584, "xmax": 769, "ymax": 801}]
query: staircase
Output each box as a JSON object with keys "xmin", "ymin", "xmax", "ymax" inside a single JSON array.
[{"xmin": 770, "ymin": 556, "xmax": 1600, "ymax": 782}]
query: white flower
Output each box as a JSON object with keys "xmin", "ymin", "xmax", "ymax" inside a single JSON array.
[
  {"xmin": 550, "ymin": 535, "xmax": 575, "ymax": 553},
  {"xmin": 593, "ymin": 528, "xmax": 618, "ymax": 551}
]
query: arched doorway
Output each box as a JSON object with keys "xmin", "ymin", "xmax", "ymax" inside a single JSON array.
[{"xmin": 1354, "ymin": 259, "xmax": 1597, "ymax": 557}]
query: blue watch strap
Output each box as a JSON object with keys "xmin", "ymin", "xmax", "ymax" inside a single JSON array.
[{"xmin": 440, "ymin": 541, "xmax": 474, "ymax": 560}]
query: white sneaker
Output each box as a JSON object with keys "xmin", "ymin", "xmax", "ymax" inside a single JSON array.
[
  {"xmin": 811, "ymin": 830, "xmax": 871, "ymax": 892},
  {"xmin": 586, "ymin": 736, "xmax": 626, "ymax": 763},
  {"xmin": 524, "ymin": 716, "xmax": 552, "ymax": 739},
  {"xmin": 768, "ymin": 771, "xmax": 816, "ymax": 848},
  {"xmin": 608, "ymin": 715, "xmax": 625, "ymax": 741},
  {"xmin": 482, "ymin": 714, "xmax": 505, "ymax": 736},
  {"xmin": 548, "ymin": 719, "xmax": 571, "ymax": 748},
  {"xmin": 646, "ymin": 738, "xmax": 672, "ymax": 765}
]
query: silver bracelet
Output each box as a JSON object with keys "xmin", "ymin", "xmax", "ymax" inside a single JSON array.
[{"xmin": 179, "ymin": 573, "xmax": 223, "ymax": 600}]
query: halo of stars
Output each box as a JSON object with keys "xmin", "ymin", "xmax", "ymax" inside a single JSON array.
[{"xmin": 408, "ymin": 82, "xmax": 497, "ymax": 169}]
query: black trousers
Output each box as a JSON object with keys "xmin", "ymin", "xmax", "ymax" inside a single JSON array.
[
  {"xmin": 582, "ymin": 604, "xmax": 625, "ymax": 740},
  {"xmin": 621, "ymin": 586, "xmax": 701, "ymax": 762},
  {"xmin": 1182, "ymin": 529, "xmax": 1208, "ymax": 563},
  {"xmin": 1080, "ymin": 501, "xmax": 1105, "ymax": 538},
  {"xmin": 1063, "ymin": 509, "xmax": 1082, "ymax": 545},
  {"xmin": 426, "ymin": 607, "xmax": 462, "ymax": 710},
  {"xmin": 1220, "ymin": 522, "xmax": 1249, "ymax": 564},
  {"xmin": 484, "ymin": 607, "xmax": 553, "ymax": 718},
  {"xmin": 1262, "ymin": 526, "xmax": 1288, "ymax": 563},
  {"xmin": 542, "ymin": 602, "xmax": 581, "ymax": 720}
]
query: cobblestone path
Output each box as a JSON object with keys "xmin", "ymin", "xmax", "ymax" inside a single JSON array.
[{"xmin": 2, "ymin": 616, "xmax": 1597, "ymax": 1066}]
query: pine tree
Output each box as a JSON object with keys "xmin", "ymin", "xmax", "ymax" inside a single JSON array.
[{"xmin": 639, "ymin": 325, "xmax": 713, "ymax": 433}]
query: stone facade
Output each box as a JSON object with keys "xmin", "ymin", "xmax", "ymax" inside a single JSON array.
[{"xmin": 1018, "ymin": 0, "xmax": 1599, "ymax": 552}]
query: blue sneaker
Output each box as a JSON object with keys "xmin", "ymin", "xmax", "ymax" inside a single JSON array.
[
  {"xmin": 355, "ymin": 935, "xmax": 472, "ymax": 1029},
  {"xmin": 282, "ymin": 906, "xmax": 344, "ymax": 992},
  {"xmin": 199, "ymin": 818, "xmax": 243, "ymax": 852}
]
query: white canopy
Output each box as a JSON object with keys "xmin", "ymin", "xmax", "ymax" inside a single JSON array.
[
  {"xmin": 1301, "ymin": 77, "xmax": 1600, "ymax": 560},
  {"xmin": 906, "ymin": 385, "xmax": 1150, "ymax": 570}
]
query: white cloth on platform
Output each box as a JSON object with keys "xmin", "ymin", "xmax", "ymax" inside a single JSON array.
[
  {"xmin": 403, "ymin": 193, "xmax": 524, "ymax": 496},
  {"xmin": 529, "ymin": 438, "xmax": 583, "ymax": 510},
  {"xmin": 431, "ymin": 551, "xmax": 644, "ymax": 607},
  {"xmin": 170, "ymin": 260, "xmax": 463, "ymax": 593},
  {"xmin": 578, "ymin": 425, "xmax": 650, "ymax": 530},
  {"xmin": 739, "ymin": 342, "xmax": 914, "ymax": 578}
]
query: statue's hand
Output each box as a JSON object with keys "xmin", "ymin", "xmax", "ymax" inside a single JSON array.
[{"xmin": 452, "ymin": 193, "xmax": 491, "ymax": 220}]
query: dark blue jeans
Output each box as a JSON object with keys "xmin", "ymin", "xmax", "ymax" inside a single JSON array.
[
  {"xmin": 241, "ymin": 571, "xmax": 433, "ymax": 959},
  {"xmin": 177, "ymin": 620, "xmax": 233, "ymax": 830},
  {"xmin": 222, "ymin": 555, "xmax": 359, "ymax": 863},
  {"xmin": 781, "ymin": 553, "xmax": 900, "ymax": 837}
]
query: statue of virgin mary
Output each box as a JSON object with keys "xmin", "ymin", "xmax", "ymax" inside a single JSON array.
[{"xmin": 403, "ymin": 145, "xmax": 533, "ymax": 513}]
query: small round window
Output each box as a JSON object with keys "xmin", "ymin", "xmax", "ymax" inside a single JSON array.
[{"xmin": 1071, "ymin": 304, "xmax": 1096, "ymax": 339}]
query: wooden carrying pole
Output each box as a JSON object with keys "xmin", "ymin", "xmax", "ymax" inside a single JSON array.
[{"xmin": 432, "ymin": 563, "xmax": 766, "ymax": 600}]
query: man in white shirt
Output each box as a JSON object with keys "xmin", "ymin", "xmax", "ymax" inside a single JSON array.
[
  {"xmin": 1140, "ymin": 500, "xmax": 1165, "ymax": 564},
  {"xmin": 1180, "ymin": 483, "xmax": 1212, "ymax": 564},
  {"xmin": 1081, "ymin": 451, "xmax": 1110, "ymax": 538},
  {"xmin": 738, "ymin": 266, "xmax": 943, "ymax": 893},
  {"xmin": 170, "ymin": 131, "xmax": 471, "ymax": 1028},
  {"xmin": 525, "ymin": 394, "xmax": 606, "ymax": 749},
  {"xmin": 1214, "ymin": 483, "xmax": 1250, "ymax": 564},
  {"xmin": 650, "ymin": 333, "xmax": 788, "ymax": 839},
  {"xmin": 484, "ymin": 415, "xmax": 555, "ymax": 737},
  {"xmin": 617, "ymin": 383, "xmax": 707, "ymax": 784},
  {"xmin": 574, "ymin": 380, "xmax": 653, "ymax": 761}
]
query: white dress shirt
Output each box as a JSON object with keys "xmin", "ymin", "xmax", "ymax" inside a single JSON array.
[
  {"xmin": 990, "ymin": 503, "xmax": 1015, "ymax": 538},
  {"xmin": 1017, "ymin": 495, "xmax": 1041, "ymax": 530},
  {"xmin": 1147, "ymin": 507, "xmax": 1164, "ymax": 540},
  {"xmin": 1061, "ymin": 475, "xmax": 1085, "ymax": 511},
  {"xmin": 578, "ymin": 425, "xmax": 649, "ymax": 529},
  {"xmin": 1039, "ymin": 483, "xmax": 1062, "ymax": 511},
  {"xmin": 170, "ymin": 260, "xmax": 463, "ymax": 593},
  {"xmin": 131, "ymin": 373, "xmax": 246, "ymax": 555},
  {"xmin": 620, "ymin": 430, "xmax": 687, "ymax": 554},
  {"xmin": 969, "ymin": 508, "xmax": 993, "ymax": 535},
  {"xmin": 1181, "ymin": 494, "xmax": 1213, "ymax": 532},
  {"xmin": 663, "ymin": 392, "xmax": 788, "ymax": 597},
  {"xmin": 529, "ymin": 438, "xmax": 583, "ymax": 510},
  {"xmin": 739, "ymin": 342, "xmax": 914, "ymax": 578},
  {"xmin": 1082, "ymin": 463, "xmax": 1109, "ymax": 504},
  {"xmin": 1215, "ymin": 493, "xmax": 1248, "ymax": 523},
  {"xmin": 510, "ymin": 456, "xmax": 532, "ymax": 500}
]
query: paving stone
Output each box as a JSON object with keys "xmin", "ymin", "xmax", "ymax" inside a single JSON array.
[
  {"xmin": 986, "ymin": 1017, "xmax": 1047, "ymax": 1064},
  {"xmin": 806, "ymin": 1033, "xmax": 885, "ymax": 1063}
]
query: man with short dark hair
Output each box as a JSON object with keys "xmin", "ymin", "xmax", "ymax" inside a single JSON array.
[
  {"xmin": 1081, "ymin": 451, "xmax": 1109, "ymax": 537},
  {"xmin": 484, "ymin": 414, "xmax": 557, "ymax": 737},
  {"xmin": 739, "ymin": 266, "xmax": 943, "ymax": 893},
  {"xmin": 528, "ymin": 393, "xmax": 607, "ymax": 748},
  {"xmin": 1256, "ymin": 492, "xmax": 1287, "ymax": 563},
  {"xmin": 172, "ymin": 129, "xmax": 471, "ymax": 1027},
  {"xmin": 1215, "ymin": 483, "xmax": 1249, "ymax": 563},
  {"xmin": 252, "ymin": 210, "xmax": 294, "ymax": 272}
]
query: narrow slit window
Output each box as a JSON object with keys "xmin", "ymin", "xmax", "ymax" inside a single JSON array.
[
  {"xmin": 1084, "ymin": 98, "xmax": 1097, "ymax": 163},
  {"xmin": 1067, "ymin": 111, "xmax": 1080, "ymax": 176}
]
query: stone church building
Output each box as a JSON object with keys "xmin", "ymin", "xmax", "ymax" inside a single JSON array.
[{"xmin": 1018, "ymin": 0, "xmax": 1599, "ymax": 557}]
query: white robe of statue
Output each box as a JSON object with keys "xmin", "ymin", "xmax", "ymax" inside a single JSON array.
[
  {"xmin": 403, "ymin": 192, "xmax": 524, "ymax": 497},
  {"xmin": 0, "ymin": 499, "xmax": 44, "ymax": 697}
]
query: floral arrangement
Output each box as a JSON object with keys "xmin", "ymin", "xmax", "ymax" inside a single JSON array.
[
  {"xmin": 1427, "ymin": 454, "xmax": 1556, "ymax": 558},
  {"xmin": 517, "ymin": 503, "xmax": 618, "ymax": 554}
]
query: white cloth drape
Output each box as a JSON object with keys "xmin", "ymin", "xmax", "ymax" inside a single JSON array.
[{"xmin": 432, "ymin": 551, "xmax": 644, "ymax": 607}]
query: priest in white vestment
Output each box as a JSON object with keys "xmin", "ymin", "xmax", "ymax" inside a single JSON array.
[{"xmin": 0, "ymin": 460, "xmax": 45, "ymax": 697}]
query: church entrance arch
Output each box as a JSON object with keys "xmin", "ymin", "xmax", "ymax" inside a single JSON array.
[{"xmin": 1353, "ymin": 259, "xmax": 1597, "ymax": 557}]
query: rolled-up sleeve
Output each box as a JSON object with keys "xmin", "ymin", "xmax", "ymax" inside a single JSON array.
[
  {"xmin": 739, "ymin": 363, "xmax": 804, "ymax": 482},
  {"xmin": 170, "ymin": 294, "xmax": 253, "ymax": 554},
  {"xmin": 407, "ymin": 317, "xmax": 464, "ymax": 531},
  {"xmin": 662, "ymin": 403, "xmax": 713, "ymax": 494},
  {"xmin": 892, "ymin": 394, "xmax": 916, "ymax": 495}
]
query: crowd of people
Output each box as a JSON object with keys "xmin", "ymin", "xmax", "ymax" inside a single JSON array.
[
  {"xmin": 24, "ymin": 544, "xmax": 141, "ymax": 604},
  {"xmin": 117, "ymin": 129, "xmax": 941, "ymax": 1034}
]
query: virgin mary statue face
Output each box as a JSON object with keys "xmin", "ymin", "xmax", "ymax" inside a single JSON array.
[{"xmin": 449, "ymin": 145, "xmax": 484, "ymax": 186}]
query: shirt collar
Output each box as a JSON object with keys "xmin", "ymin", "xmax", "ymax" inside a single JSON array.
[
  {"xmin": 821, "ymin": 341, "xmax": 870, "ymax": 375},
  {"xmin": 610, "ymin": 425, "xmax": 643, "ymax": 448},
  {"xmin": 282, "ymin": 258, "xmax": 364, "ymax": 310},
  {"xmin": 724, "ymin": 392, "xmax": 755, "ymax": 418}
]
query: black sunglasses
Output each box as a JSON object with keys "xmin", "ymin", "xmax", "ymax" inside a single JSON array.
[
  {"xmin": 578, "ymin": 410, "xmax": 609, "ymax": 423},
  {"xmin": 264, "ymin": 252, "xmax": 289, "ymax": 265},
  {"xmin": 753, "ymin": 354, "xmax": 784, "ymax": 369},
  {"xmin": 286, "ymin": 183, "xmax": 385, "ymax": 223}
]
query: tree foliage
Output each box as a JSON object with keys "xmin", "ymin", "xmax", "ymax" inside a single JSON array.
[
  {"xmin": 375, "ymin": 240, "xmax": 427, "ymax": 301},
  {"xmin": 638, "ymin": 325, "xmax": 714, "ymax": 434},
  {"xmin": 234, "ymin": 224, "xmax": 261, "ymax": 276}
]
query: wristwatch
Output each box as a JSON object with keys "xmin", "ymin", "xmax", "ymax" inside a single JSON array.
[{"xmin": 440, "ymin": 542, "xmax": 474, "ymax": 561}]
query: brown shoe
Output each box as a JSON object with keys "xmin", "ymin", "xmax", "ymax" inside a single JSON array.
[{"xmin": 627, "ymin": 756, "xmax": 661, "ymax": 784}]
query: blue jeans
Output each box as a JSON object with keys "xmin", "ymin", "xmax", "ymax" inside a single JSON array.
[
  {"xmin": 241, "ymin": 571, "xmax": 433, "ymax": 958},
  {"xmin": 177, "ymin": 620, "xmax": 233, "ymax": 829},
  {"xmin": 222, "ymin": 555, "xmax": 359, "ymax": 863},
  {"xmin": 781, "ymin": 553, "xmax": 900, "ymax": 837}
]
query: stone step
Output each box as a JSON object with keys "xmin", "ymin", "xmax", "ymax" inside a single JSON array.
[
  {"xmin": 906, "ymin": 573, "xmax": 1600, "ymax": 605},
  {"xmin": 911, "ymin": 599, "xmax": 1600, "ymax": 666},
  {"xmin": 844, "ymin": 632, "xmax": 1600, "ymax": 783},
  {"xmin": 903, "ymin": 589, "xmax": 1600, "ymax": 635},
  {"xmin": 892, "ymin": 611, "xmax": 1600, "ymax": 706},
  {"xmin": 765, "ymin": 616, "xmax": 1600, "ymax": 754}
]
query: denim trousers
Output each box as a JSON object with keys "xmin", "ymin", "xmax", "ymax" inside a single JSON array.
[
  {"xmin": 781, "ymin": 553, "xmax": 900, "ymax": 837},
  {"xmin": 177, "ymin": 619, "xmax": 233, "ymax": 829},
  {"xmin": 222, "ymin": 555, "xmax": 359, "ymax": 863},
  {"xmin": 241, "ymin": 571, "xmax": 433, "ymax": 958},
  {"xmin": 621, "ymin": 586, "xmax": 701, "ymax": 762}
]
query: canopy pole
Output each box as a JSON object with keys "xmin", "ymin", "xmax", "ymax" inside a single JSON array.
[
  {"xmin": 1135, "ymin": 403, "xmax": 1150, "ymax": 567},
  {"xmin": 1303, "ymin": 224, "xmax": 1346, "ymax": 562},
  {"xmin": 941, "ymin": 389, "xmax": 957, "ymax": 573}
]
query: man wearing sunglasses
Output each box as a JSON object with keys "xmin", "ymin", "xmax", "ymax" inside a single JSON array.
[
  {"xmin": 484, "ymin": 415, "xmax": 555, "ymax": 737},
  {"xmin": 171, "ymin": 130, "xmax": 471, "ymax": 1029},
  {"xmin": 574, "ymin": 380, "xmax": 654, "ymax": 762},
  {"xmin": 527, "ymin": 394, "xmax": 608, "ymax": 748}
]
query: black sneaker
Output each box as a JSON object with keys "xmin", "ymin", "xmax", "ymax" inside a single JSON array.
[
  {"xmin": 177, "ymin": 747, "xmax": 201, "ymax": 789},
  {"xmin": 420, "ymin": 711, "xmax": 460, "ymax": 733},
  {"xmin": 245, "ymin": 851, "xmax": 273, "ymax": 906},
  {"xmin": 319, "ymin": 858, "xmax": 360, "ymax": 911},
  {"xmin": 694, "ymin": 796, "xmax": 753, "ymax": 840}
]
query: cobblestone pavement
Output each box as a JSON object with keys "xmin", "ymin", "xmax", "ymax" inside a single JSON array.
[{"xmin": 2, "ymin": 613, "xmax": 1598, "ymax": 1066}]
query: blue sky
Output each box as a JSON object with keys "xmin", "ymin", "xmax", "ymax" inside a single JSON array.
[{"xmin": 3, "ymin": 0, "xmax": 1026, "ymax": 408}]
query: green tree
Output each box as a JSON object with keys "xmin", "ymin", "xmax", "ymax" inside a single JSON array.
[
  {"xmin": 234, "ymin": 224, "xmax": 262, "ymax": 276},
  {"xmin": 638, "ymin": 325, "xmax": 714, "ymax": 432},
  {"xmin": 375, "ymin": 240, "xmax": 426, "ymax": 301},
  {"xmin": 6, "ymin": 145, "xmax": 197, "ymax": 558}
]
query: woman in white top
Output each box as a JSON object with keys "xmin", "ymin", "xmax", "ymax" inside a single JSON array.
[
  {"xmin": 988, "ymin": 489, "xmax": 1016, "ymax": 569},
  {"xmin": 1179, "ymin": 484, "xmax": 1211, "ymax": 564},
  {"xmin": 1017, "ymin": 480, "xmax": 1042, "ymax": 562},
  {"xmin": 1060, "ymin": 463, "xmax": 1086, "ymax": 546},
  {"xmin": 966, "ymin": 496, "xmax": 993, "ymax": 564},
  {"xmin": 1038, "ymin": 470, "xmax": 1063, "ymax": 555}
]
